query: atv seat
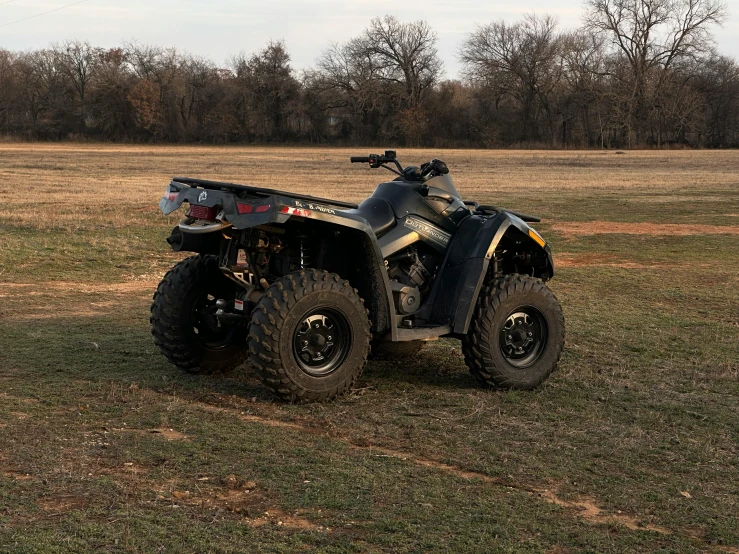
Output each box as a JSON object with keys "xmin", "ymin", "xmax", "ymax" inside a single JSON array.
[{"xmin": 347, "ymin": 198, "xmax": 396, "ymax": 237}]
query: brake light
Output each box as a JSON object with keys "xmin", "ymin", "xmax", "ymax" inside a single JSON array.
[
  {"xmin": 164, "ymin": 190, "xmax": 178, "ymax": 202},
  {"xmin": 236, "ymin": 203, "xmax": 270, "ymax": 214},
  {"xmin": 189, "ymin": 205, "xmax": 218, "ymax": 220},
  {"xmin": 280, "ymin": 206, "xmax": 312, "ymax": 217}
]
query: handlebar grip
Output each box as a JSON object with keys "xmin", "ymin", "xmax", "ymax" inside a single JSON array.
[{"xmin": 350, "ymin": 156, "xmax": 371, "ymax": 163}]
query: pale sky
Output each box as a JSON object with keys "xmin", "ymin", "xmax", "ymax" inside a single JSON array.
[{"xmin": 1, "ymin": 0, "xmax": 737, "ymax": 78}]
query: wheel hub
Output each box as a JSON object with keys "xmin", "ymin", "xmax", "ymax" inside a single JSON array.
[
  {"xmin": 500, "ymin": 307, "xmax": 548, "ymax": 368},
  {"xmin": 293, "ymin": 310, "xmax": 350, "ymax": 376}
]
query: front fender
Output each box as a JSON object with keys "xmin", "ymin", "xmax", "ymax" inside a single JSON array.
[{"xmin": 428, "ymin": 212, "xmax": 554, "ymax": 335}]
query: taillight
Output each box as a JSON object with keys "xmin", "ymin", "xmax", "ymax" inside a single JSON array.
[
  {"xmin": 236, "ymin": 202, "xmax": 271, "ymax": 215},
  {"xmin": 164, "ymin": 191, "xmax": 178, "ymax": 202},
  {"xmin": 189, "ymin": 205, "xmax": 218, "ymax": 220}
]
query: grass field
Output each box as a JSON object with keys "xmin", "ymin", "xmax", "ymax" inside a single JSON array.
[{"xmin": 0, "ymin": 144, "xmax": 738, "ymax": 553}]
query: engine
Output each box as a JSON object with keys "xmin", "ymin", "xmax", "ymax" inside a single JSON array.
[{"xmin": 386, "ymin": 246, "xmax": 439, "ymax": 314}]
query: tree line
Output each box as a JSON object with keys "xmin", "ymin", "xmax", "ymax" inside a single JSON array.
[{"xmin": 0, "ymin": 0, "xmax": 736, "ymax": 148}]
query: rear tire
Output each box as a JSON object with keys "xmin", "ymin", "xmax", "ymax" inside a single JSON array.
[
  {"xmin": 462, "ymin": 274, "xmax": 564, "ymax": 390},
  {"xmin": 248, "ymin": 270, "xmax": 371, "ymax": 403},
  {"xmin": 370, "ymin": 339, "xmax": 424, "ymax": 360},
  {"xmin": 151, "ymin": 255, "xmax": 248, "ymax": 374}
]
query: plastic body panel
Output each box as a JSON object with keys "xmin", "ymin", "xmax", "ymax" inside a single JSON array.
[
  {"xmin": 369, "ymin": 181, "xmax": 461, "ymax": 234},
  {"xmin": 421, "ymin": 212, "xmax": 555, "ymax": 335}
]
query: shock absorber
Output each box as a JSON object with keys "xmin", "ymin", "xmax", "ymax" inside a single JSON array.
[{"xmin": 290, "ymin": 236, "xmax": 313, "ymax": 270}]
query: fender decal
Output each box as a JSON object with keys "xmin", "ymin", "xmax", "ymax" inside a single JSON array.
[{"xmin": 404, "ymin": 216, "xmax": 451, "ymax": 248}]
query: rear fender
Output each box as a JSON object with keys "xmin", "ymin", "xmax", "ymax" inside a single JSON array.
[
  {"xmin": 428, "ymin": 212, "xmax": 554, "ymax": 335},
  {"xmin": 161, "ymin": 183, "xmax": 396, "ymax": 339}
]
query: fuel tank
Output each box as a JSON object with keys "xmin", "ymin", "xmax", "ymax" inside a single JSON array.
[{"xmin": 369, "ymin": 175, "xmax": 470, "ymax": 234}]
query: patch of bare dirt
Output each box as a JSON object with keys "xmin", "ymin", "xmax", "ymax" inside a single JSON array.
[
  {"xmin": 553, "ymin": 252, "xmax": 694, "ymax": 269},
  {"xmin": 0, "ymin": 393, "xmax": 40, "ymax": 405},
  {"xmin": 162, "ymin": 486, "xmax": 262, "ymax": 514},
  {"xmin": 361, "ymin": 445, "xmax": 669, "ymax": 534},
  {"xmin": 111, "ymin": 427, "xmax": 190, "ymax": 441},
  {"xmin": 38, "ymin": 495, "xmax": 87, "ymax": 514},
  {"xmin": 0, "ymin": 453, "xmax": 32, "ymax": 481},
  {"xmin": 0, "ymin": 280, "xmax": 159, "ymax": 321},
  {"xmin": 120, "ymin": 462, "xmax": 148, "ymax": 475},
  {"xmin": 2, "ymin": 280, "xmax": 158, "ymax": 293},
  {"xmin": 154, "ymin": 475, "xmax": 324, "ymax": 531},
  {"xmin": 17, "ymin": 308, "xmax": 113, "ymax": 320},
  {"xmin": 537, "ymin": 490, "xmax": 670, "ymax": 534},
  {"xmin": 555, "ymin": 253, "xmax": 623, "ymax": 267},
  {"xmin": 552, "ymin": 221, "xmax": 739, "ymax": 237},
  {"xmin": 247, "ymin": 509, "xmax": 325, "ymax": 531},
  {"xmin": 148, "ymin": 428, "xmax": 189, "ymax": 441},
  {"xmin": 2, "ymin": 470, "xmax": 33, "ymax": 481}
]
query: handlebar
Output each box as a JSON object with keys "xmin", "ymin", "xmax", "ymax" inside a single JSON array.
[
  {"xmin": 350, "ymin": 151, "xmax": 403, "ymax": 175},
  {"xmin": 350, "ymin": 151, "xmax": 449, "ymax": 181},
  {"xmin": 420, "ymin": 159, "xmax": 449, "ymax": 178}
]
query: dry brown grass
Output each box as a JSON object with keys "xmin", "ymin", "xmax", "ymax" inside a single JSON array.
[{"xmin": 1, "ymin": 144, "xmax": 738, "ymax": 232}]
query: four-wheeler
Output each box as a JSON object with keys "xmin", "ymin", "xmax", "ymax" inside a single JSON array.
[{"xmin": 151, "ymin": 151, "xmax": 565, "ymax": 402}]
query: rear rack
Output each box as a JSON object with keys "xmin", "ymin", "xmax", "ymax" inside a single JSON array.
[{"xmin": 171, "ymin": 176, "xmax": 359, "ymax": 209}]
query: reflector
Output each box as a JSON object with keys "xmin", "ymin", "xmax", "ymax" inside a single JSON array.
[{"xmin": 280, "ymin": 206, "xmax": 312, "ymax": 217}]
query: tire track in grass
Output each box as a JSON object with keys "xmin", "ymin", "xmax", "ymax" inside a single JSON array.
[
  {"xmin": 6, "ymin": 387, "xmax": 730, "ymax": 546},
  {"xmin": 182, "ymin": 396, "xmax": 677, "ymax": 535}
]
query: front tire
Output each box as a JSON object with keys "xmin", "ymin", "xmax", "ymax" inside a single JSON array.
[
  {"xmin": 151, "ymin": 255, "xmax": 249, "ymax": 374},
  {"xmin": 462, "ymin": 274, "xmax": 565, "ymax": 390},
  {"xmin": 248, "ymin": 270, "xmax": 371, "ymax": 403}
]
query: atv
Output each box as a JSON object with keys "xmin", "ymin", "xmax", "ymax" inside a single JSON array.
[{"xmin": 151, "ymin": 151, "xmax": 565, "ymax": 402}]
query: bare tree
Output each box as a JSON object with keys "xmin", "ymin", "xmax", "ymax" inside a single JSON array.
[
  {"xmin": 460, "ymin": 14, "xmax": 563, "ymax": 143},
  {"xmin": 228, "ymin": 41, "xmax": 300, "ymax": 141},
  {"xmin": 313, "ymin": 38, "xmax": 390, "ymax": 142},
  {"xmin": 14, "ymin": 50, "xmax": 69, "ymax": 135},
  {"xmin": 0, "ymin": 50, "xmax": 17, "ymax": 135},
  {"xmin": 694, "ymin": 54, "xmax": 739, "ymax": 146},
  {"xmin": 362, "ymin": 16, "xmax": 443, "ymax": 109},
  {"xmin": 90, "ymin": 48, "xmax": 134, "ymax": 138},
  {"xmin": 56, "ymin": 40, "xmax": 100, "ymax": 131},
  {"xmin": 584, "ymin": 0, "xmax": 727, "ymax": 144},
  {"xmin": 559, "ymin": 31, "xmax": 608, "ymax": 145}
]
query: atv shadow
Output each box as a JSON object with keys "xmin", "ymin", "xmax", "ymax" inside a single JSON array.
[{"xmin": 362, "ymin": 341, "xmax": 483, "ymax": 392}]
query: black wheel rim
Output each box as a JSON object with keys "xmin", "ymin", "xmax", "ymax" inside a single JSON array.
[
  {"xmin": 499, "ymin": 306, "xmax": 548, "ymax": 369},
  {"xmin": 189, "ymin": 291, "xmax": 235, "ymax": 350},
  {"xmin": 292, "ymin": 307, "xmax": 351, "ymax": 376}
]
